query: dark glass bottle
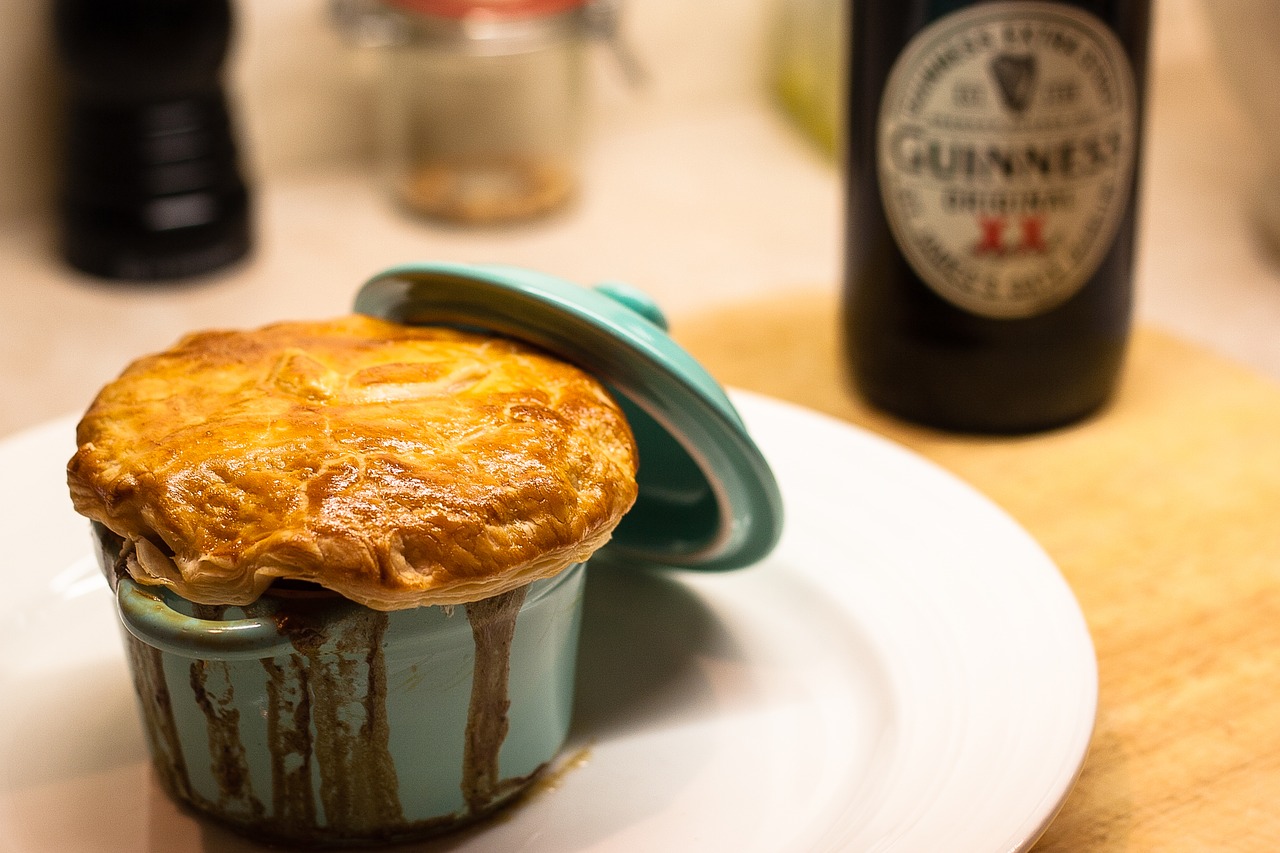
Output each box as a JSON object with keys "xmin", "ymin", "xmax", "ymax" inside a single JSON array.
[
  {"xmin": 54, "ymin": 0, "xmax": 251, "ymax": 281},
  {"xmin": 843, "ymin": 0, "xmax": 1151, "ymax": 433}
]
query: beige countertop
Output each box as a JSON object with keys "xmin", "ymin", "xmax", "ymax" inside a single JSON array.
[{"xmin": 2, "ymin": 0, "xmax": 1278, "ymax": 442}]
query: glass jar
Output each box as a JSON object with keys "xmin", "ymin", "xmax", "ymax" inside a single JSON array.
[{"xmin": 369, "ymin": 0, "xmax": 590, "ymax": 225}]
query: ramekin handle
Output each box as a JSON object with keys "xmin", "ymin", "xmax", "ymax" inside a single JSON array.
[{"xmin": 116, "ymin": 577, "xmax": 295, "ymax": 661}]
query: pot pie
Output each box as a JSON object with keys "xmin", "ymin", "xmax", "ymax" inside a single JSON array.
[{"xmin": 67, "ymin": 314, "xmax": 638, "ymax": 610}]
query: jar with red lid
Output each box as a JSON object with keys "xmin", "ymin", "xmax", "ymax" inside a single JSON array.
[{"xmin": 338, "ymin": 0, "xmax": 597, "ymax": 225}]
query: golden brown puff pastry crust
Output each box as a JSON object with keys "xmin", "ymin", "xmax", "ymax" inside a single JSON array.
[{"xmin": 67, "ymin": 315, "xmax": 638, "ymax": 610}]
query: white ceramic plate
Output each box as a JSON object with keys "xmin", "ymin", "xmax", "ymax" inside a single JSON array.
[{"xmin": 0, "ymin": 391, "xmax": 1095, "ymax": 852}]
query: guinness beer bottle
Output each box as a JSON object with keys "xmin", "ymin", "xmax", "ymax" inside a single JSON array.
[{"xmin": 843, "ymin": 1, "xmax": 1151, "ymax": 432}]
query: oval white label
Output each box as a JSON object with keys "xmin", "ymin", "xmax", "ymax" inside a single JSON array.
[{"xmin": 877, "ymin": 1, "xmax": 1138, "ymax": 319}]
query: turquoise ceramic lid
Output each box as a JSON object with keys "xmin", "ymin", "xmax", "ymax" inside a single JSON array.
[{"xmin": 354, "ymin": 262, "xmax": 783, "ymax": 572}]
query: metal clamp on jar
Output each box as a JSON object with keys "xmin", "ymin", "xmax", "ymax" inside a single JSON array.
[{"xmin": 335, "ymin": 0, "xmax": 633, "ymax": 226}]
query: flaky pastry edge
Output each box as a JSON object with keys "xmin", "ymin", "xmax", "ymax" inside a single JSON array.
[{"xmin": 107, "ymin": 523, "xmax": 615, "ymax": 611}]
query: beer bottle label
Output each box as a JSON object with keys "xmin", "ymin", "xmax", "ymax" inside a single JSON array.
[{"xmin": 877, "ymin": 2, "xmax": 1138, "ymax": 319}]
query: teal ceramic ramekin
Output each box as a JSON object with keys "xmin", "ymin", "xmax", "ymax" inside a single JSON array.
[
  {"xmin": 98, "ymin": 524, "xmax": 585, "ymax": 847},
  {"xmin": 98, "ymin": 263, "xmax": 784, "ymax": 847}
]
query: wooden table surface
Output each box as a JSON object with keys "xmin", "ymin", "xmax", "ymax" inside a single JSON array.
[{"xmin": 672, "ymin": 293, "xmax": 1280, "ymax": 852}]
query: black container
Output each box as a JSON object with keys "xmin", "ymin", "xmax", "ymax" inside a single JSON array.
[
  {"xmin": 842, "ymin": 0, "xmax": 1151, "ymax": 433},
  {"xmin": 54, "ymin": 0, "xmax": 251, "ymax": 281}
]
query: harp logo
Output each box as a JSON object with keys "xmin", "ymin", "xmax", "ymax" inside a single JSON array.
[{"xmin": 991, "ymin": 54, "xmax": 1037, "ymax": 113}]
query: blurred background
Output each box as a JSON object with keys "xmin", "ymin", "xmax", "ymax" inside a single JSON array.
[{"xmin": 1, "ymin": 0, "xmax": 1278, "ymax": 438}]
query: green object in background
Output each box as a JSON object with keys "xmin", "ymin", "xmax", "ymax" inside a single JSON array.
[{"xmin": 770, "ymin": 0, "xmax": 846, "ymax": 158}]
